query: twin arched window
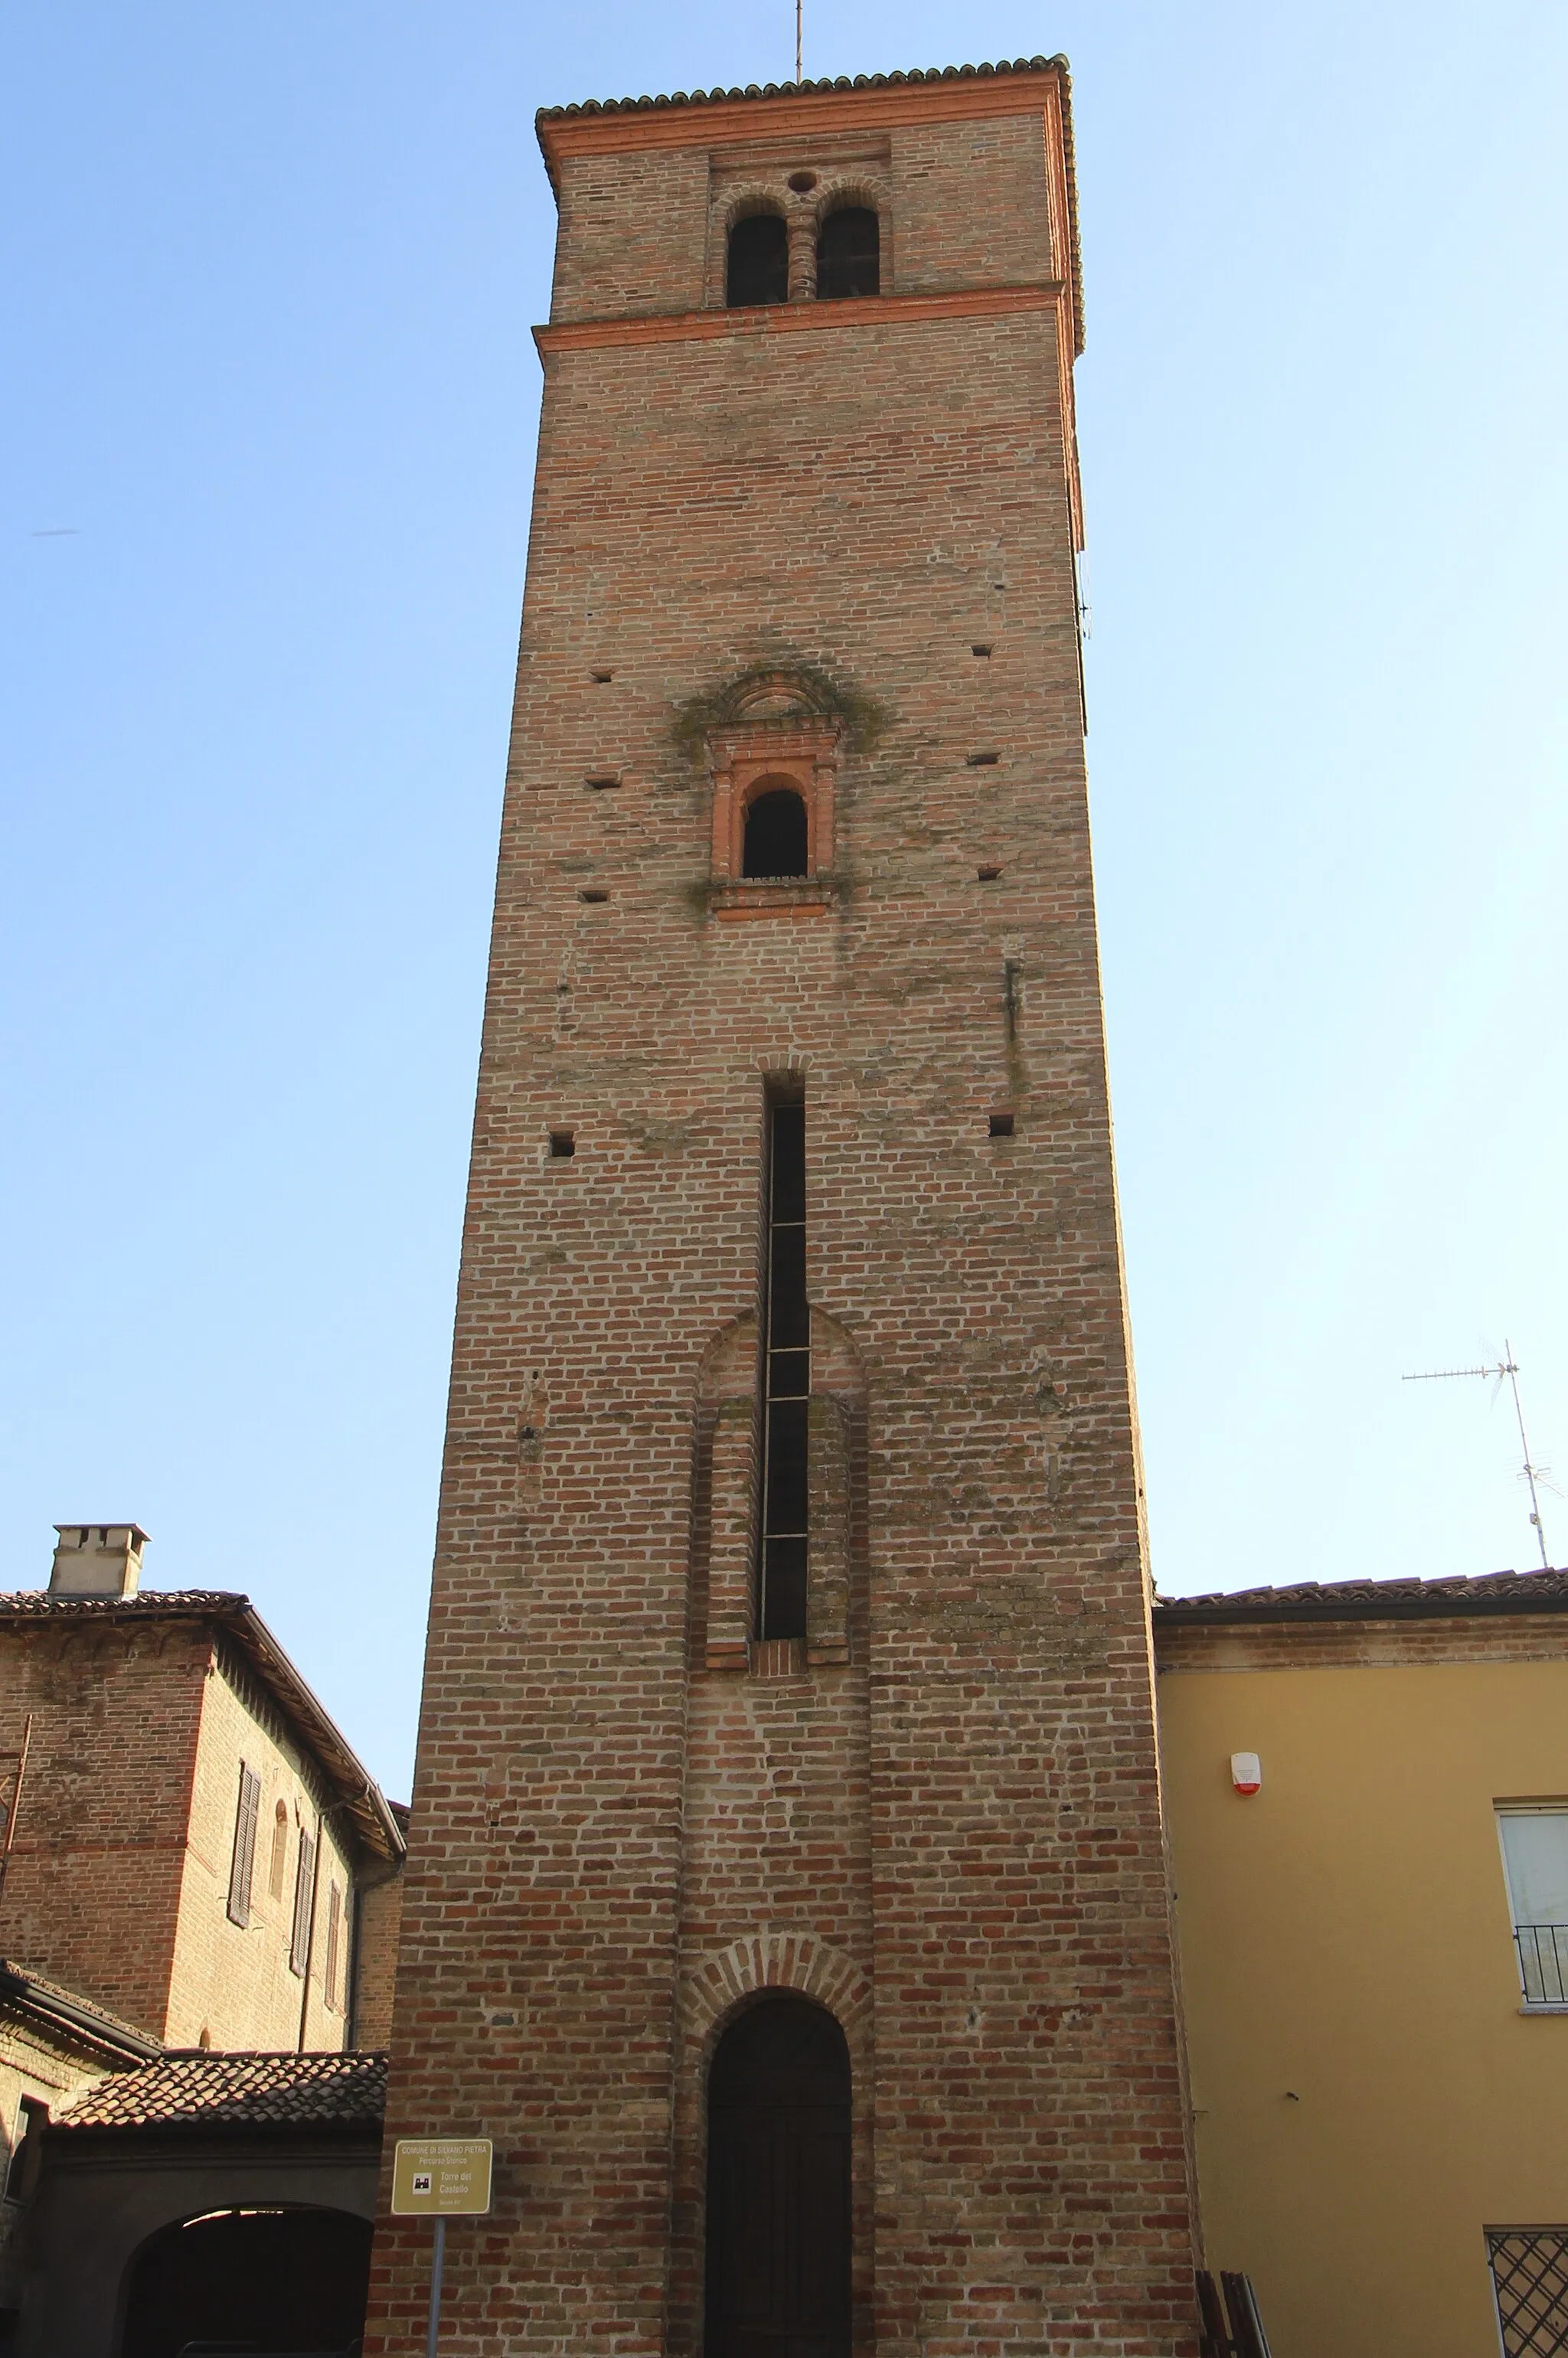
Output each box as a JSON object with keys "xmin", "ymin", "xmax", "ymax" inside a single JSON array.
[
  {"xmin": 726, "ymin": 213, "xmax": 788, "ymax": 308},
  {"xmin": 724, "ymin": 204, "xmax": 880, "ymax": 309},
  {"xmin": 816, "ymin": 207, "xmax": 879, "ymax": 300}
]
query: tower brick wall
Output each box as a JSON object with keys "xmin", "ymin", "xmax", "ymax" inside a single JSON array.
[{"xmin": 368, "ymin": 59, "xmax": 1197, "ymax": 2357}]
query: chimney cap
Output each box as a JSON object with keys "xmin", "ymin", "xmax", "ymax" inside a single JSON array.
[
  {"xmin": 49, "ymin": 1525, "xmax": 150, "ymax": 1599},
  {"xmin": 52, "ymin": 1524, "xmax": 150, "ymax": 1550}
]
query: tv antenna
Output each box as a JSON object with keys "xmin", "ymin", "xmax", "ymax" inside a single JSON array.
[{"xmin": 1403, "ymin": 1339, "xmax": 1553, "ymax": 1569}]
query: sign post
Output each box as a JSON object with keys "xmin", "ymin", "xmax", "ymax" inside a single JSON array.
[{"xmin": 392, "ymin": 2138, "xmax": 494, "ymax": 2357}]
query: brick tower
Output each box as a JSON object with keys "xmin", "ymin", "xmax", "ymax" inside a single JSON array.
[{"xmin": 368, "ymin": 55, "xmax": 1198, "ymax": 2358}]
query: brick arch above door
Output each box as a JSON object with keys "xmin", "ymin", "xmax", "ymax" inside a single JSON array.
[{"xmin": 681, "ymin": 1929, "xmax": 872, "ymax": 2053}]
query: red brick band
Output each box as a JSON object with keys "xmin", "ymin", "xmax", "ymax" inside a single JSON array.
[{"xmin": 534, "ymin": 280, "xmax": 1064, "ymax": 358}]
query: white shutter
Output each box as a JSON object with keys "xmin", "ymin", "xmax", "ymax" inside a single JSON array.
[{"xmin": 1498, "ymin": 1813, "xmax": 1568, "ymax": 1926}]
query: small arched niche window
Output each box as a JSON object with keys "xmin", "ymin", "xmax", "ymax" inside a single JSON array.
[
  {"xmin": 268, "ymin": 1799, "xmax": 289, "ymax": 1901},
  {"xmin": 743, "ymin": 787, "xmax": 808, "ymax": 880},
  {"xmin": 727, "ymin": 211, "xmax": 788, "ymax": 308},
  {"xmin": 816, "ymin": 205, "xmax": 879, "ymax": 300}
]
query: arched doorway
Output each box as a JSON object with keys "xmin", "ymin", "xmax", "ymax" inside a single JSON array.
[
  {"xmin": 704, "ymin": 1994, "xmax": 851, "ymax": 2358},
  {"xmin": 119, "ymin": 2203, "xmax": 372, "ymax": 2357}
]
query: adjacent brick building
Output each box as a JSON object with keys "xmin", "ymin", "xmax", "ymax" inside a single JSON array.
[
  {"xmin": 0, "ymin": 1526, "xmax": 404, "ymax": 2057},
  {"xmin": 19, "ymin": 2050, "xmax": 387, "ymax": 2358},
  {"xmin": 0, "ymin": 1524, "xmax": 406, "ymax": 2353},
  {"xmin": 369, "ymin": 54, "xmax": 1199, "ymax": 2358},
  {"xmin": 0, "ymin": 1962, "xmax": 156, "ymax": 2322}
]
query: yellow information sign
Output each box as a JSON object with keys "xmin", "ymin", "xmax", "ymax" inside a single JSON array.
[{"xmin": 391, "ymin": 2138, "xmax": 493, "ymax": 2217}]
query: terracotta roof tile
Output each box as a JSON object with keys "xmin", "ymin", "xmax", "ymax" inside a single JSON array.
[
  {"xmin": 0, "ymin": 1958, "xmax": 161, "ymax": 2060},
  {"xmin": 0, "ymin": 1589, "xmax": 241, "ymax": 1615},
  {"xmin": 535, "ymin": 56, "xmax": 1067, "ymax": 125},
  {"xmin": 1155, "ymin": 1569, "xmax": 1568, "ymax": 1623},
  {"xmin": 55, "ymin": 2049, "xmax": 387, "ymax": 2134}
]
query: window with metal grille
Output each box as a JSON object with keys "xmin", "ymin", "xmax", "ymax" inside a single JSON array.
[
  {"xmin": 758, "ymin": 1092, "xmax": 808, "ymax": 1641},
  {"xmin": 1488, "ymin": 2229, "xmax": 1568, "ymax": 2357},
  {"xmin": 816, "ymin": 205, "xmax": 879, "ymax": 299},
  {"xmin": 727, "ymin": 212, "xmax": 788, "ymax": 307},
  {"xmin": 227, "ymin": 1763, "xmax": 260, "ymax": 1929},
  {"xmin": 1498, "ymin": 1811, "xmax": 1568, "ymax": 2004},
  {"xmin": 290, "ymin": 1827, "xmax": 315, "ymax": 1978},
  {"xmin": 324, "ymin": 1880, "xmax": 343, "ymax": 2010}
]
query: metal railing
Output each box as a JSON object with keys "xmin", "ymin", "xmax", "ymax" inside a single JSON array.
[{"xmin": 1514, "ymin": 1924, "xmax": 1568, "ymax": 2005}]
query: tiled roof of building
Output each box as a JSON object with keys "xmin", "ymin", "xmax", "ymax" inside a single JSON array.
[
  {"xmin": 0, "ymin": 1588, "xmax": 403, "ymax": 1866},
  {"xmin": 0, "ymin": 1589, "xmax": 238, "ymax": 1617},
  {"xmin": 0, "ymin": 1959, "xmax": 161, "ymax": 2062},
  {"xmin": 54, "ymin": 2049, "xmax": 387, "ymax": 2134},
  {"xmin": 535, "ymin": 55, "xmax": 1068, "ymax": 124},
  {"xmin": 1155, "ymin": 1569, "xmax": 1568, "ymax": 1624}
]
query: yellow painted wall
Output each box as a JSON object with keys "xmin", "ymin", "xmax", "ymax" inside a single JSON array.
[{"xmin": 1159, "ymin": 1656, "xmax": 1568, "ymax": 2358}]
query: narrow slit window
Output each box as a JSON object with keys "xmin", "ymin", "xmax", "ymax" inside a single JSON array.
[{"xmin": 758, "ymin": 1094, "xmax": 808, "ymax": 1642}]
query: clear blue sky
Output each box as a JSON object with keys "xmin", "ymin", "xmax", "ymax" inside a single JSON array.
[{"xmin": 5, "ymin": 1, "xmax": 1565, "ymax": 1798}]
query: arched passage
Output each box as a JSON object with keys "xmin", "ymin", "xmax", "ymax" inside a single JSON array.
[
  {"xmin": 704, "ymin": 1994, "xmax": 851, "ymax": 2358},
  {"xmin": 119, "ymin": 2203, "xmax": 372, "ymax": 2358}
]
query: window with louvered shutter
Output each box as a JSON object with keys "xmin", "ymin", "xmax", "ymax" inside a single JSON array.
[
  {"xmin": 227, "ymin": 1764, "xmax": 260, "ymax": 1929},
  {"xmin": 290, "ymin": 1828, "xmax": 315, "ymax": 1976},
  {"xmin": 324, "ymin": 1881, "xmax": 343, "ymax": 2010}
]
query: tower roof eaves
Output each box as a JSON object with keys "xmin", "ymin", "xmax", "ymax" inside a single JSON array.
[{"xmin": 534, "ymin": 57, "xmax": 1083, "ymax": 354}]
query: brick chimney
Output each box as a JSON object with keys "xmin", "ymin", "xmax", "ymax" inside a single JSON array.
[{"xmin": 49, "ymin": 1524, "xmax": 149, "ymax": 1599}]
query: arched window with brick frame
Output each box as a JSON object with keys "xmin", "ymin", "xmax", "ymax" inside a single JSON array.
[
  {"xmin": 726, "ymin": 209, "xmax": 788, "ymax": 307},
  {"xmin": 742, "ymin": 783, "xmax": 809, "ymax": 879},
  {"xmin": 815, "ymin": 204, "xmax": 879, "ymax": 299},
  {"xmin": 704, "ymin": 678, "xmax": 842, "ymax": 891}
]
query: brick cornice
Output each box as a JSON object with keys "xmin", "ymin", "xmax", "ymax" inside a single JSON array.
[
  {"xmin": 534, "ymin": 279, "xmax": 1063, "ymax": 358},
  {"xmin": 537, "ymin": 65, "xmax": 1064, "ymax": 178}
]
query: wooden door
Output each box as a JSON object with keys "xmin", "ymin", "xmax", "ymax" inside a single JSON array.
[{"xmin": 704, "ymin": 1995, "xmax": 852, "ymax": 2358}]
